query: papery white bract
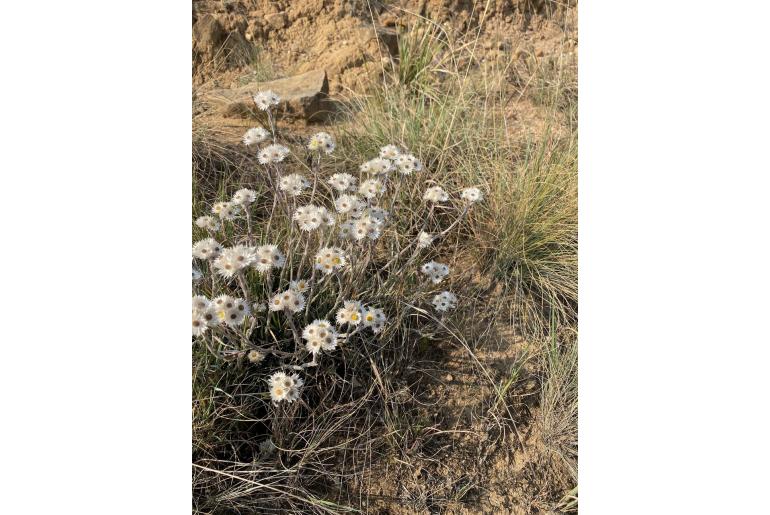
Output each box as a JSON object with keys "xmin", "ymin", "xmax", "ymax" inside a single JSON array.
[
  {"xmin": 293, "ymin": 204, "xmax": 323, "ymax": 232},
  {"xmin": 334, "ymin": 194, "xmax": 358, "ymax": 214},
  {"xmin": 359, "ymin": 178, "xmax": 385, "ymax": 199},
  {"xmin": 254, "ymin": 244, "xmax": 285, "ymax": 273},
  {"xmin": 314, "ymin": 247, "xmax": 347, "ymax": 274},
  {"xmin": 269, "ymin": 289, "xmax": 305, "ymax": 313},
  {"xmin": 268, "ymin": 371, "xmax": 303, "ymax": 404},
  {"xmin": 395, "ymin": 153, "xmax": 423, "ymax": 175},
  {"xmin": 360, "ymin": 157, "xmax": 394, "ymax": 175},
  {"xmin": 290, "ymin": 278, "xmax": 311, "ymax": 293},
  {"xmin": 417, "ymin": 231, "xmax": 434, "ymax": 249},
  {"xmin": 420, "ymin": 260, "xmax": 450, "ymax": 284},
  {"xmin": 336, "ymin": 300, "xmax": 363, "ymax": 326}
]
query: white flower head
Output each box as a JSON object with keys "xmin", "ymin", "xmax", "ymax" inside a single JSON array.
[
  {"xmin": 192, "ymin": 310, "xmax": 209, "ymax": 336},
  {"xmin": 253, "ymin": 90, "xmax": 280, "ymax": 111},
  {"xmin": 362, "ymin": 307, "xmax": 386, "ymax": 333},
  {"xmin": 289, "ymin": 279, "xmax": 310, "ymax": 294},
  {"xmin": 328, "ymin": 173, "xmax": 357, "ymax": 192},
  {"xmin": 336, "ymin": 300, "xmax": 363, "ymax": 326},
  {"xmin": 379, "ymin": 144, "xmax": 401, "ymax": 160},
  {"xmin": 232, "ymin": 188, "xmax": 257, "ymax": 206},
  {"xmin": 314, "ymin": 247, "xmax": 347, "ymax": 275},
  {"xmin": 420, "ymin": 260, "xmax": 450, "ymax": 284},
  {"xmin": 432, "ymin": 291, "xmax": 458, "ymax": 312},
  {"xmin": 258, "ymin": 144, "xmax": 290, "ymax": 164},
  {"xmin": 334, "ymin": 194, "xmax": 359, "ymax": 214},
  {"xmin": 353, "ymin": 215, "xmax": 382, "ymax": 241},
  {"xmin": 360, "ymin": 157, "xmax": 394, "ymax": 175},
  {"xmin": 247, "ymin": 349, "xmax": 265, "ymax": 364},
  {"xmin": 317, "ymin": 206, "xmax": 336, "ymax": 227},
  {"xmin": 192, "ymin": 238, "xmax": 223, "ymax": 260},
  {"xmin": 338, "ymin": 220, "xmax": 355, "ymax": 240},
  {"xmin": 195, "ymin": 215, "xmax": 221, "ymax": 232},
  {"xmin": 349, "ymin": 198, "xmax": 367, "ymax": 218},
  {"xmin": 460, "ymin": 187, "xmax": 483, "ymax": 203},
  {"xmin": 192, "ymin": 296, "xmax": 218, "ymax": 335},
  {"xmin": 423, "ymin": 186, "xmax": 449, "ymax": 203},
  {"xmin": 254, "ymin": 244, "xmax": 285, "ymax": 273},
  {"xmin": 268, "ymin": 372, "xmax": 303, "ymax": 404},
  {"xmin": 243, "ymin": 127, "xmax": 269, "ymax": 146},
  {"xmin": 192, "ymin": 266, "xmax": 203, "ymax": 281},
  {"xmin": 395, "ymin": 153, "xmax": 423, "ymax": 175},
  {"xmin": 279, "ymin": 173, "xmax": 310, "ymax": 196},
  {"xmin": 359, "ymin": 178, "xmax": 385, "ymax": 199},
  {"xmin": 308, "ymin": 132, "xmax": 335, "ymax": 154},
  {"xmin": 252, "ymin": 302, "xmax": 267, "ymax": 313},
  {"xmin": 220, "ymin": 297, "xmax": 249, "ymax": 327},
  {"xmin": 417, "ymin": 231, "xmax": 434, "ymax": 249},
  {"xmin": 211, "ymin": 201, "xmax": 228, "ymax": 215}
]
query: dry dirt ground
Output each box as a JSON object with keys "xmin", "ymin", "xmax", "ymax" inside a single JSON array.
[{"xmin": 193, "ymin": 1, "xmax": 576, "ymax": 512}]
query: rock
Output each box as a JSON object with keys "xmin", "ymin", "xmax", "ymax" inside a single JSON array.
[
  {"xmin": 265, "ymin": 12, "xmax": 287, "ymax": 30},
  {"xmin": 204, "ymin": 69, "xmax": 330, "ymax": 122},
  {"xmin": 375, "ymin": 26, "xmax": 399, "ymax": 56},
  {"xmin": 192, "ymin": 14, "xmax": 226, "ymax": 59}
]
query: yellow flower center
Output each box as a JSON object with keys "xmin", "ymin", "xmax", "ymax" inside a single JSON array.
[{"xmin": 351, "ymin": 313, "xmax": 359, "ymax": 321}]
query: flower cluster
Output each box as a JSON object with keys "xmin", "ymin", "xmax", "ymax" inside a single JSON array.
[
  {"xmin": 314, "ymin": 247, "xmax": 347, "ymax": 274},
  {"xmin": 294, "ymin": 204, "xmax": 335, "ymax": 231},
  {"xmin": 308, "ymin": 132, "xmax": 335, "ymax": 154},
  {"xmin": 195, "ymin": 215, "xmax": 220, "ymax": 232},
  {"xmin": 192, "ymin": 238, "xmax": 223, "ymax": 260},
  {"xmin": 268, "ymin": 372, "xmax": 303, "ymax": 404},
  {"xmin": 258, "ymin": 143, "xmax": 290, "ymax": 164},
  {"xmin": 432, "ymin": 291, "xmax": 457, "ymax": 312},
  {"xmin": 328, "ymin": 173, "xmax": 357, "ymax": 192},
  {"xmin": 421, "ymin": 261, "xmax": 450, "ymax": 284},
  {"xmin": 279, "ymin": 173, "xmax": 310, "ymax": 196},
  {"xmin": 232, "ymin": 188, "xmax": 258, "ymax": 206},
  {"xmin": 254, "ymin": 244, "xmax": 286, "ymax": 273},
  {"xmin": 302, "ymin": 319, "xmax": 339, "ymax": 356},
  {"xmin": 253, "ymin": 90, "xmax": 280, "ymax": 111},
  {"xmin": 423, "ymin": 186, "xmax": 449, "ymax": 203},
  {"xmin": 243, "ymin": 127, "xmax": 269, "ymax": 146},
  {"xmin": 269, "ymin": 289, "xmax": 306, "ymax": 314},
  {"xmin": 460, "ymin": 187, "xmax": 483, "ymax": 203}
]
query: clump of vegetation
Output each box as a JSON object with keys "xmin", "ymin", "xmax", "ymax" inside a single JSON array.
[{"xmin": 193, "ymin": 11, "xmax": 577, "ymax": 512}]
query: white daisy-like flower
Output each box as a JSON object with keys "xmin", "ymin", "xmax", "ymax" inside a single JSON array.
[
  {"xmin": 211, "ymin": 202, "xmax": 228, "ymax": 215},
  {"xmin": 460, "ymin": 187, "xmax": 483, "ymax": 203},
  {"xmin": 213, "ymin": 294, "xmax": 237, "ymax": 311},
  {"xmin": 290, "ymin": 278, "xmax": 311, "ymax": 293},
  {"xmin": 308, "ymin": 132, "xmax": 335, "ymax": 154},
  {"xmin": 293, "ymin": 204, "xmax": 323, "ymax": 232},
  {"xmin": 395, "ymin": 153, "xmax": 423, "ymax": 175},
  {"xmin": 334, "ymin": 194, "xmax": 358, "ymax": 214},
  {"xmin": 253, "ymin": 90, "xmax": 280, "ymax": 111},
  {"xmin": 252, "ymin": 302, "xmax": 267, "ymax": 313},
  {"xmin": 218, "ymin": 202, "xmax": 241, "ymax": 221},
  {"xmin": 420, "ymin": 260, "xmax": 450, "ymax": 284},
  {"xmin": 232, "ymin": 188, "xmax": 258, "ymax": 205},
  {"xmin": 417, "ymin": 231, "xmax": 434, "ymax": 249},
  {"xmin": 360, "ymin": 157, "xmax": 394, "ymax": 175},
  {"xmin": 268, "ymin": 372, "xmax": 304, "ymax": 404},
  {"xmin": 328, "ymin": 173, "xmax": 357, "ymax": 192},
  {"xmin": 314, "ymin": 247, "xmax": 347, "ymax": 275},
  {"xmin": 432, "ymin": 291, "xmax": 458, "ymax": 312},
  {"xmin": 212, "ymin": 251, "xmax": 240, "ymax": 279},
  {"xmin": 258, "ymin": 144, "xmax": 290, "ymax": 164},
  {"xmin": 423, "ymin": 186, "xmax": 449, "ymax": 203},
  {"xmin": 336, "ymin": 300, "xmax": 363, "ymax": 326},
  {"xmin": 254, "ymin": 244, "xmax": 286, "ymax": 273},
  {"xmin": 362, "ymin": 307, "xmax": 386, "ymax": 331},
  {"xmin": 379, "ymin": 144, "xmax": 401, "ymax": 160},
  {"xmin": 358, "ymin": 215, "xmax": 383, "ymax": 241},
  {"xmin": 192, "ymin": 295, "xmax": 212, "ymax": 313},
  {"xmin": 349, "ymin": 198, "xmax": 367, "ymax": 218},
  {"xmin": 359, "ymin": 178, "xmax": 385, "ymax": 199},
  {"xmin": 192, "ymin": 238, "xmax": 223, "ymax": 260},
  {"xmin": 279, "ymin": 173, "xmax": 310, "ymax": 196},
  {"xmin": 247, "ymin": 349, "xmax": 265, "ymax": 363},
  {"xmin": 192, "ymin": 310, "xmax": 209, "ymax": 336},
  {"xmin": 192, "ymin": 266, "xmax": 203, "ymax": 281},
  {"xmin": 195, "ymin": 215, "xmax": 221, "ymax": 232},
  {"xmin": 222, "ymin": 304, "xmax": 247, "ymax": 327},
  {"xmin": 243, "ymin": 127, "xmax": 269, "ymax": 146},
  {"xmin": 302, "ymin": 319, "xmax": 333, "ymax": 341}
]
